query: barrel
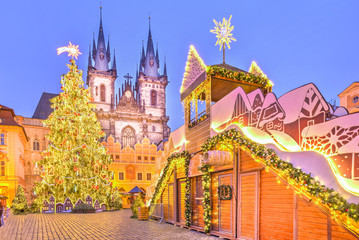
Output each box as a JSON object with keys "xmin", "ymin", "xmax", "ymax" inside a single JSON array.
[{"xmin": 138, "ymin": 207, "xmax": 149, "ymax": 220}]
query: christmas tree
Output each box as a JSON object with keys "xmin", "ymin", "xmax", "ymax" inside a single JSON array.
[
  {"xmin": 11, "ymin": 185, "xmax": 29, "ymax": 214},
  {"xmin": 131, "ymin": 194, "xmax": 145, "ymax": 218},
  {"xmin": 34, "ymin": 55, "xmax": 113, "ymax": 207}
]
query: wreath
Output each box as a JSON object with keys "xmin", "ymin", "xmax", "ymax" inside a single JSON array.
[{"xmin": 218, "ymin": 184, "xmax": 232, "ymax": 200}]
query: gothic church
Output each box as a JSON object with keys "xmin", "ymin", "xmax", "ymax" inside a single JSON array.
[{"xmin": 86, "ymin": 9, "xmax": 170, "ymax": 147}]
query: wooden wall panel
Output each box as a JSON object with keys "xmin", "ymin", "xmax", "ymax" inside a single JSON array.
[
  {"xmin": 240, "ymin": 150, "xmax": 262, "ymax": 172},
  {"xmin": 331, "ymin": 220, "xmax": 358, "ymax": 240},
  {"xmin": 239, "ymin": 173, "xmax": 256, "ymax": 239},
  {"xmin": 177, "ymin": 180, "xmax": 186, "ymax": 223},
  {"xmin": 168, "ymin": 184, "xmax": 174, "ymax": 222},
  {"xmin": 163, "ymin": 186, "xmax": 169, "ymax": 221},
  {"xmin": 219, "ymin": 174, "xmax": 232, "ymax": 233},
  {"xmin": 186, "ymin": 119, "xmax": 211, "ymax": 154},
  {"xmin": 297, "ymin": 197, "xmax": 327, "ymax": 240},
  {"xmin": 260, "ymin": 171, "xmax": 293, "ymax": 239}
]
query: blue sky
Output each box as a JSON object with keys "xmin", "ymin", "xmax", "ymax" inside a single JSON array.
[{"xmin": 0, "ymin": 0, "xmax": 358, "ymax": 131}]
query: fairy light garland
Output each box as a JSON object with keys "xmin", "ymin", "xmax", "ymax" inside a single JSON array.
[
  {"xmin": 148, "ymin": 151, "xmax": 191, "ymax": 226},
  {"xmin": 207, "ymin": 65, "xmax": 272, "ymax": 88},
  {"xmin": 201, "ymin": 128, "xmax": 359, "ymax": 235}
]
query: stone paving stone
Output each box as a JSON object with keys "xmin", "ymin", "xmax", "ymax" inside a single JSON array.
[{"xmin": 0, "ymin": 209, "xmax": 219, "ymax": 240}]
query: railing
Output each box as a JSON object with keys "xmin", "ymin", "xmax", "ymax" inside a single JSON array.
[
  {"xmin": 188, "ymin": 110, "xmax": 209, "ymax": 129},
  {"xmin": 149, "ymin": 203, "xmax": 164, "ymax": 223}
]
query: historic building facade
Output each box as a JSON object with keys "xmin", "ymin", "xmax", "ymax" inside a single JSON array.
[
  {"xmin": 87, "ymin": 9, "xmax": 170, "ymax": 147},
  {"xmin": 0, "ymin": 9, "xmax": 170, "ymax": 206},
  {"xmin": 338, "ymin": 82, "xmax": 359, "ymax": 113},
  {"xmin": 0, "ymin": 105, "xmax": 27, "ymax": 207}
]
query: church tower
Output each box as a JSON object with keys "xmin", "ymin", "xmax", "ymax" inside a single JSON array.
[
  {"xmin": 137, "ymin": 19, "xmax": 170, "ymax": 141},
  {"xmin": 87, "ymin": 6, "xmax": 117, "ymax": 112}
]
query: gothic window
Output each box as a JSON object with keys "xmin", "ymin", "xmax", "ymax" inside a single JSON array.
[
  {"xmin": 100, "ymin": 84, "xmax": 106, "ymax": 102},
  {"xmin": 0, "ymin": 161, "xmax": 5, "ymax": 176},
  {"xmin": 151, "ymin": 90, "xmax": 157, "ymax": 106},
  {"xmin": 0, "ymin": 133, "xmax": 5, "ymax": 145},
  {"xmin": 33, "ymin": 139, "xmax": 40, "ymax": 151},
  {"xmin": 122, "ymin": 126, "xmax": 136, "ymax": 148},
  {"xmin": 152, "ymin": 126, "xmax": 156, "ymax": 132}
]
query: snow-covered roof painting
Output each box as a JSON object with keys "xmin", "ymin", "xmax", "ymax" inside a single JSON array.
[{"xmin": 211, "ymin": 82, "xmax": 359, "ymax": 199}]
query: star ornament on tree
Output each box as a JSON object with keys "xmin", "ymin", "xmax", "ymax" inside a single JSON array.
[
  {"xmin": 210, "ymin": 15, "xmax": 236, "ymax": 50},
  {"xmin": 57, "ymin": 42, "xmax": 82, "ymax": 59}
]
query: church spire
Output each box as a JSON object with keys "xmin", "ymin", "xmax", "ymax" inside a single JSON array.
[
  {"xmin": 107, "ymin": 35, "xmax": 111, "ymax": 62},
  {"xmin": 143, "ymin": 17, "xmax": 159, "ymax": 77},
  {"xmin": 163, "ymin": 57, "xmax": 167, "ymax": 76},
  {"xmin": 94, "ymin": 5, "xmax": 109, "ymax": 71},
  {"xmin": 156, "ymin": 42, "xmax": 160, "ymax": 68},
  {"xmin": 88, "ymin": 45, "xmax": 92, "ymax": 68},
  {"xmin": 111, "ymin": 49, "xmax": 117, "ymax": 71},
  {"xmin": 141, "ymin": 40, "xmax": 145, "ymax": 69},
  {"xmin": 92, "ymin": 33, "xmax": 96, "ymax": 60}
]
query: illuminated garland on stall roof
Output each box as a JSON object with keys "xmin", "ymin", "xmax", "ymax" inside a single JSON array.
[
  {"xmin": 207, "ymin": 65, "xmax": 272, "ymax": 88},
  {"xmin": 201, "ymin": 128, "xmax": 359, "ymax": 235}
]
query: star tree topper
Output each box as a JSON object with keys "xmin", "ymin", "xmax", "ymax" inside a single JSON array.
[
  {"xmin": 57, "ymin": 42, "xmax": 82, "ymax": 59},
  {"xmin": 210, "ymin": 15, "xmax": 236, "ymax": 63}
]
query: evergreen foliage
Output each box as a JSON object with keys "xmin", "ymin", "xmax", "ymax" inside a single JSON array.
[
  {"xmin": 33, "ymin": 59, "xmax": 113, "ymax": 205},
  {"xmin": 11, "ymin": 185, "xmax": 29, "ymax": 215}
]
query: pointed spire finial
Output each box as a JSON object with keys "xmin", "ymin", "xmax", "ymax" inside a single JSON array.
[
  {"xmin": 88, "ymin": 44, "xmax": 92, "ymax": 68},
  {"xmin": 149, "ymin": 13, "xmax": 151, "ymax": 28},
  {"xmin": 100, "ymin": 2, "xmax": 103, "ymax": 26},
  {"xmin": 163, "ymin": 56, "xmax": 167, "ymax": 76},
  {"xmin": 111, "ymin": 49, "xmax": 117, "ymax": 71}
]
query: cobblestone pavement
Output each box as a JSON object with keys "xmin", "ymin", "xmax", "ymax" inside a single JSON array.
[{"xmin": 0, "ymin": 209, "xmax": 218, "ymax": 240}]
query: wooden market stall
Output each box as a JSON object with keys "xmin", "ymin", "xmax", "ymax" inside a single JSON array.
[{"xmin": 150, "ymin": 46, "xmax": 359, "ymax": 239}]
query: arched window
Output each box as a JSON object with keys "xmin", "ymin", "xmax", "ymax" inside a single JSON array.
[
  {"xmin": 100, "ymin": 84, "xmax": 106, "ymax": 102},
  {"xmin": 33, "ymin": 139, "xmax": 40, "ymax": 151},
  {"xmin": 151, "ymin": 90, "xmax": 157, "ymax": 106},
  {"xmin": 152, "ymin": 126, "xmax": 156, "ymax": 132},
  {"xmin": 122, "ymin": 126, "xmax": 136, "ymax": 148},
  {"xmin": 0, "ymin": 160, "xmax": 5, "ymax": 176}
]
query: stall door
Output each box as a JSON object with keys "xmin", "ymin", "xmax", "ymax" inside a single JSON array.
[
  {"xmin": 238, "ymin": 172, "xmax": 258, "ymax": 240},
  {"xmin": 218, "ymin": 174, "xmax": 233, "ymax": 233},
  {"xmin": 177, "ymin": 179, "xmax": 186, "ymax": 224},
  {"xmin": 162, "ymin": 186, "xmax": 169, "ymax": 220},
  {"xmin": 168, "ymin": 184, "xmax": 174, "ymax": 222},
  {"xmin": 191, "ymin": 176, "xmax": 204, "ymax": 227}
]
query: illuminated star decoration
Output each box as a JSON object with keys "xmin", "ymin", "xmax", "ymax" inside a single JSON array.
[
  {"xmin": 210, "ymin": 15, "xmax": 236, "ymax": 51},
  {"xmin": 57, "ymin": 42, "xmax": 82, "ymax": 59}
]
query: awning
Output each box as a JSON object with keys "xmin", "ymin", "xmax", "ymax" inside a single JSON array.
[{"xmin": 128, "ymin": 186, "xmax": 144, "ymax": 193}]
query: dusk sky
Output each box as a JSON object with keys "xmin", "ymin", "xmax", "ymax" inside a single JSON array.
[{"xmin": 1, "ymin": 0, "xmax": 358, "ymax": 131}]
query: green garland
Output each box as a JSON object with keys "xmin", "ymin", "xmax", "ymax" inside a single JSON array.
[
  {"xmin": 200, "ymin": 164, "xmax": 211, "ymax": 233},
  {"xmin": 201, "ymin": 128, "xmax": 359, "ymax": 227},
  {"xmin": 218, "ymin": 185, "xmax": 232, "ymax": 200},
  {"xmin": 149, "ymin": 151, "xmax": 191, "ymax": 227},
  {"xmin": 184, "ymin": 155, "xmax": 191, "ymax": 227},
  {"xmin": 207, "ymin": 66, "xmax": 271, "ymax": 88}
]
